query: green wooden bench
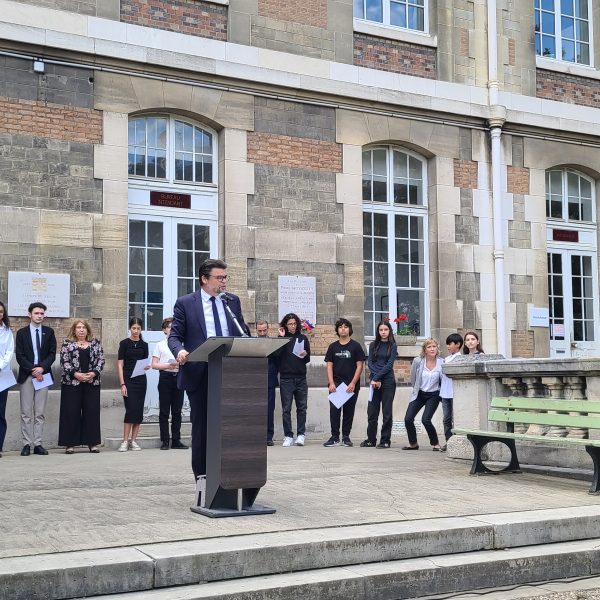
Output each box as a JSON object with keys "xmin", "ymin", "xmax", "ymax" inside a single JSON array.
[{"xmin": 453, "ymin": 396, "xmax": 600, "ymax": 494}]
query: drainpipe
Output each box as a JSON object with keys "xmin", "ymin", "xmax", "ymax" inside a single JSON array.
[{"xmin": 487, "ymin": 0, "xmax": 507, "ymax": 356}]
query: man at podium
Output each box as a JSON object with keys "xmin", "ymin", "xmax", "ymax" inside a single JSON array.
[{"xmin": 169, "ymin": 258, "xmax": 248, "ymax": 480}]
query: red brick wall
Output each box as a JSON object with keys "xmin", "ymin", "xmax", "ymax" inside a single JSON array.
[
  {"xmin": 258, "ymin": 0, "xmax": 327, "ymax": 28},
  {"xmin": 536, "ymin": 69, "xmax": 600, "ymax": 109},
  {"xmin": 511, "ymin": 330, "xmax": 534, "ymax": 358},
  {"xmin": 0, "ymin": 97, "xmax": 102, "ymax": 144},
  {"xmin": 507, "ymin": 166, "xmax": 530, "ymax": 195},
  {"xmin": 121, "ymin": 0, "xmax": 227, "ymax": 41},
  {"xmin": 453, "ymin": 159, "xmax": 478, "ymax": 189},
  {"xmin": 353, "ymin": 33, "xmax": 436, "ymax": 79},
  {"xmin": 247, "ymin": 132, "xmax": 343, "ymax": 172}
]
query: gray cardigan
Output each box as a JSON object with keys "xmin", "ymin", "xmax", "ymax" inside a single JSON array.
[{"xmin": 409, "ymin": 356, "xmax": 444, "ymax": 402}]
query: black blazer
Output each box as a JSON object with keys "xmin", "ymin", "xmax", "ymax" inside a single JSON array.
[{"xmin": 15, "ymin": 325, "xmax": 57, "ymax": 384}]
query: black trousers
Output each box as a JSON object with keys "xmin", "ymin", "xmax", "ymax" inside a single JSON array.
[
  {"xmin": 330, "ymin": 391, "xmax": 358, "ymax": 438},
  {"xmin": 158, "ymin": 372, "xmax": 184, "ymax": 442},
  {"xmin": 0, "ymin": 388, "xmax": 7, "ymax": 451},
  {"xmin": 188, "ymin": 375, "xmax": 209, "ymax": 479},
  {"xmin": 366, "ymin": 378, "xmax": 396, "ymax": 444},
  {"xmin": 404, "ymin": 390, "xmax": 441, "ymax": 446},
  {"xmin": 58, "ymin": 383, "xmax": 101, "ymax": 447}
]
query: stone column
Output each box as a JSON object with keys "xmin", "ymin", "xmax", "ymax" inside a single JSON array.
[
  {"xmin": 521, "ymin": 376, "xmax": 547, "ymax": 435},
  {"xmin": 542, "ymin": 376, "xmax": 567, "ymax": 437},
  {"xmin": 564, "ymin": 376, "xmax": 588, "ymax": 439},
  {"xmin": 502, "ymin": 377, "xmax": 527, "ymax": 433}
]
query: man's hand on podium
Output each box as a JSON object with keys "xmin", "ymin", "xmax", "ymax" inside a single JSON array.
[{"xmin": 177, "ymin": 350, "xmax": 189, "ymax": 365}]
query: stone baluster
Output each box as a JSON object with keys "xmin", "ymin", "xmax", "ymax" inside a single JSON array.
[
  {"xmin": 501, "ymin": 377, "xmax": 527, "ymax": 434},
  {"xmin": 564, "ymin": 376, "xmax": 588, "ymax": 439},
  {"xmin": 542, "ymin": 377, "xmax": 567, "ymax": 437},
  {"xmin": 522, "ymin": 377, "xmax": 548, "ymax": 435}
]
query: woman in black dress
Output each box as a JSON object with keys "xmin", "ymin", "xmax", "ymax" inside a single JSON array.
[
  {"xmin": 117, "ymin": 317, "xmax": 149, "ymax": 452},
  {"xmin": 58, "ymin": 320, "xmax": 105, "ymax": 454}
]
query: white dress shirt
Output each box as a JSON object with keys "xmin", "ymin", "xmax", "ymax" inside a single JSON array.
[
  {"xmin": 200, "ymin": 289, "xmax": 230, "ymax": 337},
  {"xmin": 29, "ymin": 323, "xmax": 42, "ymax": 365},
  {"xmin": 152, "ymin": 338, "xmax": 178, "ymax": 372},
  {"xmin": 0, "ymin": 323, "xmax": 14, "ymax": 371},
  {"xmin": 440, "ymin": 352, "xmax": 461, "ymax": 398},
  {"xmin": 419, "ymin": 361, "xmax": 442, "ymax": 392}
]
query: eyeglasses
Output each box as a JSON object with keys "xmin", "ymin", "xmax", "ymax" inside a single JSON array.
[{"xmin": 210, "ymin": 275, "xmax": 228, "ymax": 282}]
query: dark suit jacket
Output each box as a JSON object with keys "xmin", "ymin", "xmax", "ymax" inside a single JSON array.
[
  {"xmin": 168, "ymin": 290, "xmax": 247, "ymax": 392},
  {"xmin": 15, "ymin": 325, "xmax": 57, "ymax": 384}
]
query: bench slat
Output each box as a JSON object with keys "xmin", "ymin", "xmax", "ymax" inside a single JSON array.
[
  {"xmin": 453, "ymin": 428, "xmax": 600, "ymax": 447},
  {"xmin": 488, "ymin": 409, "xmax": 600, "ymax": 429},
  {"xmin": 492, "ymin": 397, "xmax": 600, "ymax": 414}
]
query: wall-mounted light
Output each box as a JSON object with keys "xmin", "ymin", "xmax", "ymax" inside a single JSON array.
[{"xmin": 33, "ymin": 59, "xmax": 45, "ymax": 74}]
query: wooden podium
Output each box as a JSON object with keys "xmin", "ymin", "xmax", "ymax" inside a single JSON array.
[{"xmin": 186, "ymin": 336, "xmax": 288, "ymax": 518}]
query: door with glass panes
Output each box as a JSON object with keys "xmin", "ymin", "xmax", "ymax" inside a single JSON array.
[
  {"xmin": 548, "ymin": 249, "xmax": 599, "ymax": 357},
  {"xmin": 128, "ymin": 215, "xmax": 216, "ymax": 417}
]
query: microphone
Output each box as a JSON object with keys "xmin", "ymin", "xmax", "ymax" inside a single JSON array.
[
  {"xmin": 218, "ymin": 292, "xmax": 234, "ymax": 303},
  {"xmin": 217, "ymin": 292, "xmax": 248, "ymax": 337}
]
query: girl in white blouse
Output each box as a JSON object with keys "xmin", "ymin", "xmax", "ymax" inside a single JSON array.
[
  {"xmin": 0, "ymin": 301, "xmax": 15, "ymax": 457},
  {"xmin": 403, "ymin": 337, "xmax": 443, "ymax": 451}
]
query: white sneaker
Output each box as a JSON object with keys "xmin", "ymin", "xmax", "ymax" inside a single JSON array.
[
  {"xmin": 130, "ymin": 441, "xmax": 142, "ymax": 451},
  {"xmin": 295, "ymin": 434, "xmax": 305, "ymax": 446},
  {"xmin": 282, "ymin": 436, "xmax": 294, "ymax": 447},
  {"xmin": 118, "ymin": 441, "xmax": 128, "ymax": 452}
]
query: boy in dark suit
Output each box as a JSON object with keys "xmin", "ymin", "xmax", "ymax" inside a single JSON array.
[{"xmin": 15, "ymin": 302, "xmax": 57, "ymax": 456}]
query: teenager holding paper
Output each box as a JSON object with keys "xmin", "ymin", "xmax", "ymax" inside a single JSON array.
[
  {"xmin": 323, "ymin": 318, "xmax": 365, "ymax": 448},
  {"xmin": 117, "ymin": 317, "xmax": 149, "ymax": 452},
  {"xmin": 276, "ymin": 313, "xmax": 310, "ymax": 447}
]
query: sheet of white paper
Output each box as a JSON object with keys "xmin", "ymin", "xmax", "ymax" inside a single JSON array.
[
  {"xmin": 0, "ymin": 368, "xmax": 17, "ymax": 392},
  {"xmin": 292, "ymin": 339, "xmax": 305, "ymax": 358},
  {"xmin": 168, "ymin": 358, "xmax": 177, "ymax": 364},
  {"xmin": 368, "ymin": 384, "xmax": 374, "ymax": 402},
  {"xmin": 131, "ymin": 359, "xmax": 150, "ymax": 378},
  {"xmin": 328, "ymin": 382, "xmax": 354, "ymax": 409},
  {"xmin": 32, "ymin": 372, "xmax": 53, "ymax": 391}
]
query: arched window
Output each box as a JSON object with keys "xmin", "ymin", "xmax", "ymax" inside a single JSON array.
[
  {"xmin": 362, "ymin": 146, "xmax": 428, "ymax": 337},
  {"xmin": 128, "ymin": 115, "xmax": 215, "ymax": 184}
]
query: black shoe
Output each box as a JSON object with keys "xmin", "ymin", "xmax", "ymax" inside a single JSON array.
[
  {"xmin": 21, "ymin": 445, "xmax": 31, "ymax": 456},
  {"xmin": 440, "ymin": 444, "xmax": 448, "ymax": 452},
  {"xmin": 342, "ymin": 436, "xmax": 353, "ymax": 447},
  {"xmin": 160, "ymin": 441, "xmax": 170, "ymax": 450},
  {"xmin": 267, "ymin": 439, "xmax": 274, "ymax": 447},
  {"xmin": 34, "ymin": 445, "xmax": 48, "ymax": 455},
  {"xmin": 323, "ymin": 436, "xmax": 340, "ymax": 447},
  {"xmin": 359, "ymin": 439, "xmax": 376, "ymax": 447},
  {"xmin": 376, "ymin": 441, "xmax": 391, "ymax": 449},
  {"xmin": 171, "ymin": 440, "xmax": 188, "ymax": 449}
]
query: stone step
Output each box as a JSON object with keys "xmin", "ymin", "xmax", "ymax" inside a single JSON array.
[
  {"xmin": 71, "ymin": 538, "xmax": 600, "ymax": 600},
  {"xmin": 4, "ymin": 506, "xmax": 600, "ymax": 600}
]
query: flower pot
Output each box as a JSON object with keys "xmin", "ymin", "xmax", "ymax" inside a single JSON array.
[{"xmin": 396, "ymin": 335, "xmax": 417, "ymax": 346}]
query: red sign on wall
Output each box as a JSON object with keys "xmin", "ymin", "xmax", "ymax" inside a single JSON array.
[
  {"xmin": 552, "ymin": 229, "xmax": 578, "ymax": 243},
  {"xmin": 150, "ymin": 191, "xmax": 191, "ymax": 209}
]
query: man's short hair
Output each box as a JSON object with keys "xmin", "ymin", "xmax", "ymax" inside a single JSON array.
[
  {"xmin": 335, "ymin": 318, "xmax": 353, "ymax": 336},
  {"xmin": 198, "ymin": 258, "xmax": 227, "ymax": 282},
  {"xmin": 446, "ymin": 332, "xmax": 463, "ymax": 347},
  {"xmin": 256, "ymin": 319, "xmax": 269, "ymax": 327},
  {"xmin": 28, "ymin": 301, "xmax": 47, "ymax": 313},
  {"xmin": 162, "ymin": 317, "xmax": 173, "ymax": 330}
]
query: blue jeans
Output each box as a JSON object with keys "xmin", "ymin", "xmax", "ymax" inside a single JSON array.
[{"xmin": 280, "ymin": 376, "xmax": 308, "ymax": 438}]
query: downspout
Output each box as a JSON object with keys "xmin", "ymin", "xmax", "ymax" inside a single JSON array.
[{"xmin": 487, "ymin": 0, "xmax": 507, "ymax": 356}]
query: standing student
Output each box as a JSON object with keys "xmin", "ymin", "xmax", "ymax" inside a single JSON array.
[
  {"xmin": 58, "ymin": 320, "xmax": 105, "ymax": 454},
  {"xmin": 152, "ymin": 317, "xmax": 187, "ymax": 451},
  {"xmin": 0, "ymin": 301, "xmax": 14, "ymax": 458},
  {"xmin": 168, "ymin": 258, "xmax": 248, "ymax": 481},
  {"xmin": 440, "ymin": 333, "xmax": 463, "ymax": 452},
  {"xmin": 277, "ymin": 313, "xmax": 310, "ymax": 447},
  {"xmin": 117, "ymin": 317, "xmax": 149, "ymax": 452},
  {"xmin": 256, "ymin": 319, "xmax": 279, "ymax": 446},
  {"xmin": 361, "ymin": 321, "xmax": 397, "ymax": 449},
  {"xmin": 323, "ymin": 318, "xmax": 365, "ymax": 448},
  {"xmin": 404, "ymin": 338, "xmax": 443, "ymax": 451},
  {"xmin": 463, "ymin": 331, "xmax": 485, "ymax": 355},
  {"xmin": 15, "ymin": 302, "xmax": 57, "ymax": 456}
]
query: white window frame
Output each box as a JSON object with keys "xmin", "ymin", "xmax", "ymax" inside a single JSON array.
[
  {"xmin": 128, "ymin": 114, "xmax": 218, "ymax": 190},
  {"xmin": 535, "ymin": 0, "xmax": 594, "ymax": 67},
  {"xmin": 354, "ymin": 0, "xmax": 428, "ymax": 34},
  {"xmin": 362, "ymin": 145, "xmax": 430, "ymax": 339},
  {"xmin": 546, "ymin": 168, "xmax": 596, "ymax": 225}
]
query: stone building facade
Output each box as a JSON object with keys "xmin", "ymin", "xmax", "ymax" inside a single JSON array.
[{"xmin": 1, "ymin": 0, "xmax": 600, "ymax": 385}]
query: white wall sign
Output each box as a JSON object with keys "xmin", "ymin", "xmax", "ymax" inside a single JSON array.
[
  {"xmin": 528, "ymin": 307, "xmax": 549, "ymax": 328},
  {"xmin": 8, "ymin": 272, "xmax": 71, "ymax": 317},
  {"xmin": 278, "ymin": 276, "xmax": 316, "ymax": 325}
]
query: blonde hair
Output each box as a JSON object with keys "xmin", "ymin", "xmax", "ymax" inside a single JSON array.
[
  {"xmin": 419, "ymin": 337, "xmax": 439, "ymax": 358},
  {"xmin": 67, "ymin": 319, "xmax": 93, "ymax": 342}
]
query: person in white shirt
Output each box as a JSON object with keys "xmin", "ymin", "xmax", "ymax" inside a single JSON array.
[
  {"xmin": 152, "ymin": 318, "xmax": 187, "ymax": 450},
  {"xmin": 440, "ymin": 333, "xmax": 463, "ymax": 452},
  {"xmin": 403, "ymin": 338, "xmax": 444, "ymax": 451},
  {"xmin": 0, "ymin": 301, "xmax": 15, "ymax": 458}
]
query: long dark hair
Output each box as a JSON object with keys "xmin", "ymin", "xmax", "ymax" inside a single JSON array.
[
  {"xmin": 129, "ymin": 316, "xmax": 144, "ymax": 341},
  {"xmin": 280, "ymin": 313, "xmax": 302, "ymax": 336},
  {"xmin": 0, "ymin": 301, "xmax": 9, "ymax": 328},
  {"xmin": 463, "ymin": 330, "xmax": 484, "ymax": 354},
  {"xmin": 372, "ymin": 320, "xmax": 395, "ymax": 358}
]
